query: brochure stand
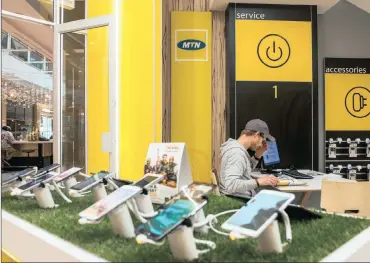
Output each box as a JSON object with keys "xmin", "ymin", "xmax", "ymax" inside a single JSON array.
[
  {"xmin": 108, "ymin": 203, "xmax": 135, "ymax": 238},
  {"xmin": 34, "ymin": 185, "xmax": 56, "ymax": 209},
  {"xmin": 144, "ymin": 143, "xmax": 193, "ymax": 204},
  {"xmin": 91, "ymin": 183, "xmax": 107, "ymax": 202}
]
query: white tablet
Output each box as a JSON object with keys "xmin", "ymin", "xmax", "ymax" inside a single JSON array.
[{"xmin": 221, "ymin": 190, "xmax": 295, "ymax": 238}]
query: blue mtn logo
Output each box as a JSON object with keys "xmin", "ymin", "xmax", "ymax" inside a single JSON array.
[{"xmin": 177, "ymin": 39, "xmax": 206, "ymax": 50}]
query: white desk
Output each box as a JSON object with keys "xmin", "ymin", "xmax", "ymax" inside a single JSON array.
[{"xmin": 251, "ymin": 170, "xmax": 350, "ymax": 207}]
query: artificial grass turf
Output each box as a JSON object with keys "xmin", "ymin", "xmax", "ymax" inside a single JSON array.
[{"xmin": 2, "ymin": 192, "xmax": 370, "ymax": 262}]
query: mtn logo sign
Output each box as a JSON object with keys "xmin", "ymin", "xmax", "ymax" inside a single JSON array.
[{"xmin": 177, "ymin": 39, "xmax": 206, "ymax": 50}]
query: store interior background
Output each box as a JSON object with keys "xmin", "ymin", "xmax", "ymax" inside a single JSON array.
[{"xmin": 1, "ymin": 0, "xmax": 370, "ymax": 207}]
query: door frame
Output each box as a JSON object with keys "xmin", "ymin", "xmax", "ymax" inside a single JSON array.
[{"xmin": 53, "ymin": 15, "xmax": 117, "ymax": 175}]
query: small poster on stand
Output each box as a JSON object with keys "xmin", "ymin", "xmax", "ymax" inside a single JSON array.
[{"xmin": 144, "ymin": 143, "xmax": 193, "ymax": 204}]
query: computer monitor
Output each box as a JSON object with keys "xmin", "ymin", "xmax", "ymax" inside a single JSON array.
[{"xmin": 263, "ymin": 141, "xmax": 280, "ymax": 169}]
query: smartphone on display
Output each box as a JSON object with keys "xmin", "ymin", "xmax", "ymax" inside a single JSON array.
[
  {"xmin": 17, "ymin": 173, "xmax": 57, "ymax": 192},
  {"xmin": 111, "ymin": 178, "xmax": 133, "ymax": 188},
  {"xmin": 35, "ymin": 163, "xmax": 61, "ymax": 177},
  {"xmin": 133, "ymin": 174, "xmax": 163, "ymax": 189},
  {"xmin": 2, "ymin": 168, "xmax": 36, "ymax": 186},
  {"xmin": 135, "ymin": 185, "xmax": 208, "ymax": 241},
  {"xmin": 70, "ymin": 171, "xmax": 110, "ymax": 192},
  {"xmin": 221, "ymin": 190, "xmax": 295, "ymax": 238},
  {"xmin": 53, "ymin": 167, "xmax": 83, "ymax": 184},
  {"xmin": 79, "ymin": 185, "xmax": 142, "ymax": 221}
]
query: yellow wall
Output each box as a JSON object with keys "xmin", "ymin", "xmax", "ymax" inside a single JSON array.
[
  {"xmin": 86, "ymin": 0, "xmax": 113, "ymax": 174},
  {"xmin": 120, "ymin": 0, "xmax": 162, "ymax": 180},
  {"xmin": 171, "ymin": 12, "xmax": 212, "ymax": 183},
  {"xmin": 83, "ymin": 0, "xmax": 161, "ymax": 179}
]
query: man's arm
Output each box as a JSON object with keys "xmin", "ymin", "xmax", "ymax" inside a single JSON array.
[
  {"xmin": 7, "ymin": 132, "xmax": 15, "ymax": 144},
  {"xmin": 222, "ymin": 155, "xmax": 257, "ymax": 194}
]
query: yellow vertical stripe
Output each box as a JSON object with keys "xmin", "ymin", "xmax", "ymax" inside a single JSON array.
[
  {"xmin": 155, "ymin": 0, "xmax": 163, "ymax": 143},
  {"xmin": 171, "ymin": 12, "xmax": 212, "ymax": 183},
  {"xmin": 120, "ymin": 0, "xmax": 160, "ymax": 180},
  {"xmin": 86, "ymin": 0, "xmax": 113, "ymax": 174},
  {"xmin": 2, "ymin": 249, "xmax": 20, "ymax": 262}
]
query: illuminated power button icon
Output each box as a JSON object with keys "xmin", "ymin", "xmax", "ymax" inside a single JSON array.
[
  {"xmin": 345, "ymin": 87, "xmax": 370, "ymax": 118},
  {"xmin": 257, "ymin": 34, "xmax": 291, "ymax": 68}
]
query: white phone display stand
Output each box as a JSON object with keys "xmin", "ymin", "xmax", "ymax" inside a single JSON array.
[
  {"xmin": 257, "ymin": 220, "xmax": 283, "ymax": 253},
  {"xmin": 230, "ymin": 210, "xmax": 291, "ymax": 254},
  {"xmin": 134, "ymin": 193, "xmax": 155, "ymax": 214},
  {"xmin": 108, "ymin": 203, "xmax": 135, "ymax": 238},
  {"xmin": 64, "ymin": 176, "xmax": 78, "ymax": 191},
  {"xmin": 92, "ymin": 183, "xmax": 108, "ymax": 202},
  {"xmin": 136, "ymin": 218, "xmax": 216, "ymax": 261},
  {"xmin": 192, "ymin": 208, "xmax": 208, "ymax": 233},
  {"xmin": 34, "ymin": 186, "xmax": 56, "ymax": 209},
  {"xmin": 168, "ymin": 225, "xmax": 199, "ymax": 261}
]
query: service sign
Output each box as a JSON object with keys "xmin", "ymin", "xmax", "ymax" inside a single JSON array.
[
  {"xmin": 325, "ymin": 58, "xmax": 370, "ymax": 131},
  {"xmin": 235, "ymin": 6, "xmax": 312, "ymax": 82}
]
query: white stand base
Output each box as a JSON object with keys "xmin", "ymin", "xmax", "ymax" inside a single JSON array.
[
  {"xmin": 64, "ymin": 177, "xmax": 77, "ymax": 191},
  {"xmin": 34, "ymin": 187, "xmax": 56, "ymax": 209},
  {"xmin": 134, "ymin": 194, "xmax": 154, "ymax": 214},
  {"xmin": 92, "ymin": 184, "xmax": 107, "ymax": 202},
  {"xmin": 108, "ymin": 203, "xmax": 135, "ymax": 238},
  {"xmin": 192, "ymin": 208, "xmax": 208, "ymax": 233},
  {"xmin": 257, "ymin": 220, "xmax": 283, "ymax": 253},
  {"xmin": 168, "ymin": 225, "xmax": 199, "ymax": 261}
]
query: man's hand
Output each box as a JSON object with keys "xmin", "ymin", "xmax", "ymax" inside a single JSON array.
[
  {"xmin": 255, "ymin": 141, "xmax": 268, "ymax": 159},
  {"xmin": 257, "ymin": 175, "xmax": 279, "ymax": 186}
]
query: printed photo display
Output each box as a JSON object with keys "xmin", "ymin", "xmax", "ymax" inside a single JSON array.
[{"xmin": 143, "ymin": 146, "xmax": 179, "ymax": 188}]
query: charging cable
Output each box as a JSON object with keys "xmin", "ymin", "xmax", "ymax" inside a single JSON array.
[
  {"xmin": 208, "ymin": 210, "xmax": 240, "ymax": 236},
  {"xmin": 127, "ymin": 199, "xmax": 147, "ymax": 224},
  {"xmin": 52, "ymin": 180, "xmax": 72, "ymax": 203},
  {"xmin": 69, "ymin": 190, "xmax": 91, "ymax": 198},
  {"xmin": 194, "ymin": 238, "xmax": 216, "ymax": 254},
  {"xmin": 136, "ymin": 234, "xmax": 165, "ymax": 246}
]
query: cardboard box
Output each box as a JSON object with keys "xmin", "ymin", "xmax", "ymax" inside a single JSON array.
[{"xmin": 321, "ymin": 180, "xmax": 370, "ymax": 218}]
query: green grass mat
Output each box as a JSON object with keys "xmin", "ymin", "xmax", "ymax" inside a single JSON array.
[{"xmin": 2, "ymin": 192, "xmax": 370, "ymax": 262}]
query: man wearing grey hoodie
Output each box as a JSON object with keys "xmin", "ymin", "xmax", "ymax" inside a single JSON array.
[{"xmin": 220, "ymin": 119, "xmax": 279, "ymax": 198}]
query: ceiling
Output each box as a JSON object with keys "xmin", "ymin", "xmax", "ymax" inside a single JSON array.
[{"xmin": 209, "ymin": 0, "xmax": 370, "ymax": 13}]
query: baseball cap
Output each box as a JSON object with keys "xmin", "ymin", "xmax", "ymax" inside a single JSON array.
[{"xmin": 245, "ymin": 119, "xmax": 275, "ymax": 141}]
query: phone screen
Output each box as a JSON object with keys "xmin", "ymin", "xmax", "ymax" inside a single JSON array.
[
  {"xmin": 133, "ymin": 175, "xmax": 160, "ymax": 188},
  {"xmin": 18, "ymin": 173, "xmax": 54, "ymax": 191},
  {"xmin": 79, "ymin": 186, "xmax": 141, "ymax": 220},
  {"xmin": 70, "ymin": 172, "xmax": 108, "ymax": 191},
  {"xmin": 54, "ymin": 167, "xmax": 82, "ymax": 183},
  {"xmin": 227, "ymin": 192, "xmax": 290, "ymax": 232},
  {"xmin": 2, "ymin": 168, "xmax": 35, "ymax": 184},
  {"xmin": 135, "ymin": 185, "xmax": 208, "ymax": 241}
]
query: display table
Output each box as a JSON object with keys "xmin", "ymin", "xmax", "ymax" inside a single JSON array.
[
  {"xmin": 2, "ymin": 193, "xmax": 370, "ymax": 262},
  {"xmin": 251, "ymin": 171, "xmax": 349, "ymax": 206}
]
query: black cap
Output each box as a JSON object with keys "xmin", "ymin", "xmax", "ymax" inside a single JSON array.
[{"xmin": 245, "ymin": 119, "xmax": 275, "ymax": 141}]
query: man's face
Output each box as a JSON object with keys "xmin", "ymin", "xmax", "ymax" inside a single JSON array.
[
  {"xmin": 162, "ymin": 155, "xmax": 167, "ymax": 162},
  {"xmin": 250, "ymin": 132, "xmax": 265, "ymax": 151}
]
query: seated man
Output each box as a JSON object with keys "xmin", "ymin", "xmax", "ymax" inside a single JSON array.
[
  {"xmin": 1, "ymin": 126, "xmax": 16, "ymax": 165},
  {"xmin": 220, "ymin": 119, "xmax": 279, "ymax": 198}
]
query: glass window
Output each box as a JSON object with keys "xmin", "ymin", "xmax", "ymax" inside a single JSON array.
[
  {"xmin": 60, "ymin": 0, "xmax": 86, "ymax": 23},
  {"xmin": 30, "ymin": 51, "xmax": 43, "ymax": 62},
  {"xmin": 1, "ymin": 17, "xmax": 53, "ymax": 143},
  {"xmin": 2, "ymin": 0, "xmax": 53, "ymax": 22},
  {"xmin": 1, "ymin": 31, "xmax": 8, "ymax": 49}
]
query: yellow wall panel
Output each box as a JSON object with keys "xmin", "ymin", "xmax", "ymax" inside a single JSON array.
[
  {"xmin": 86, "ymin": 0, "xmax": 113, "ymax": 174},
  {"xmin": 171, "ymin": 12, "xmax": 212, "ymax": 183},
  {"xmin": 120, "ymin": 0, "xmax": 160, "ymax": 180},
  {"xmin": 2, "ymin": 249, "xmax": 20, "ymax": 262}
]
